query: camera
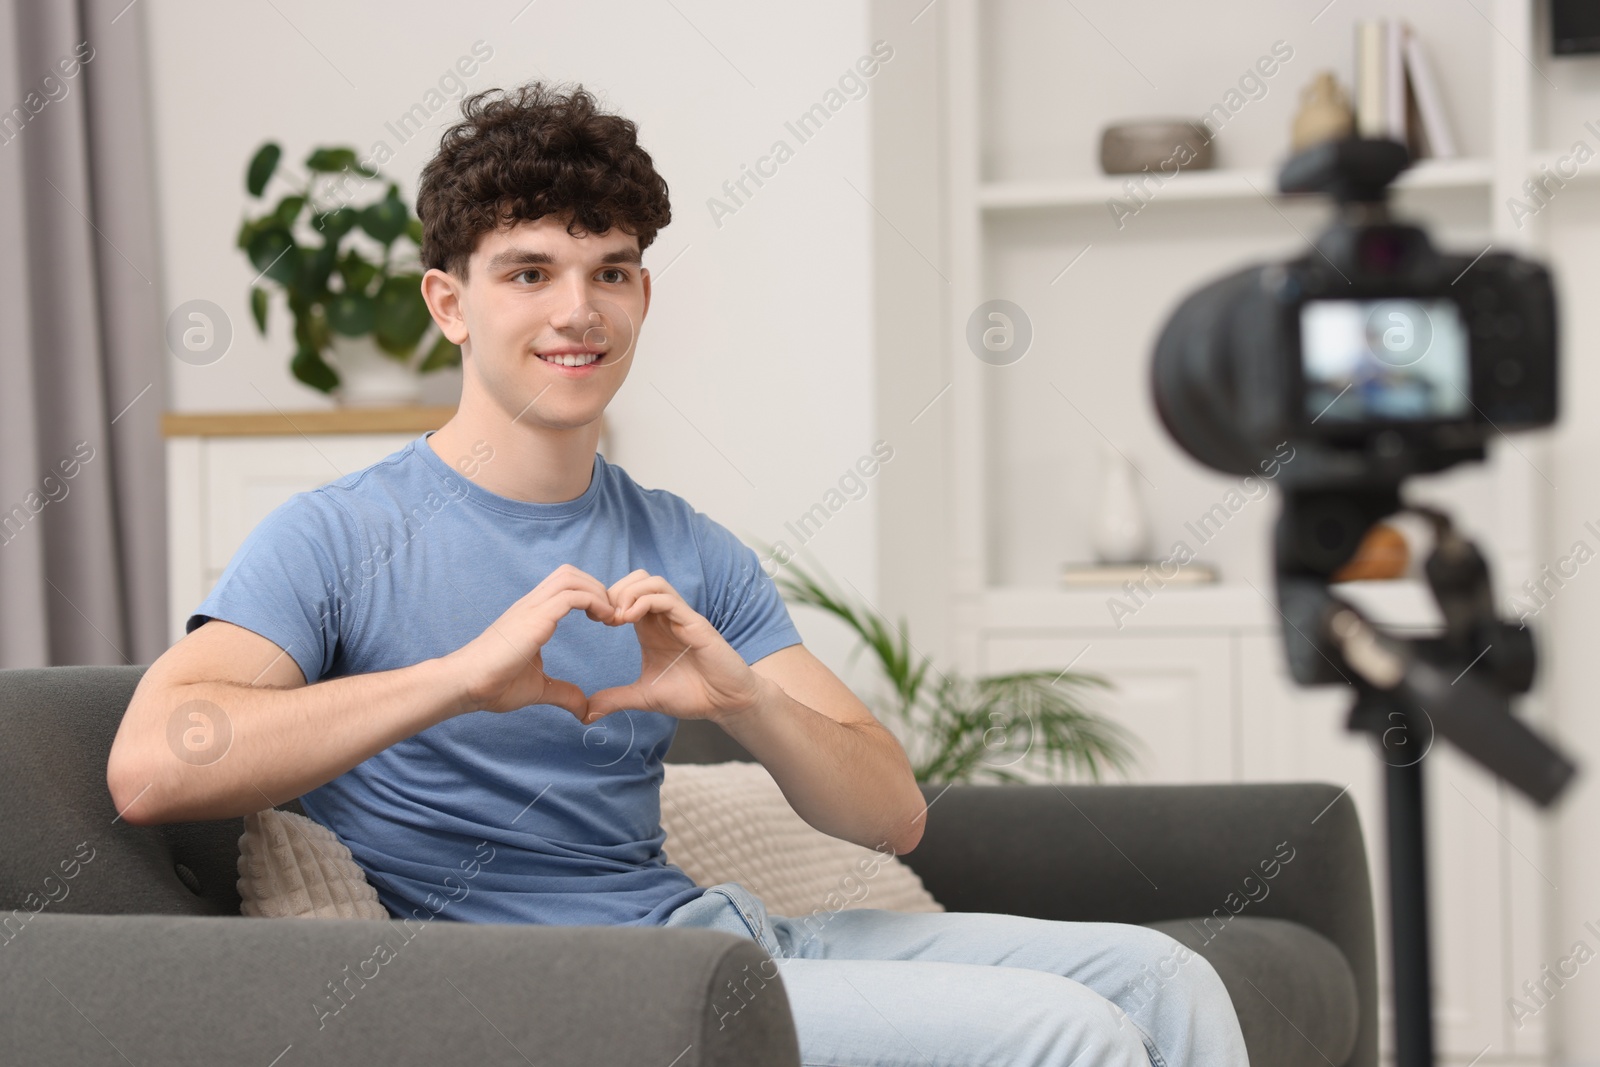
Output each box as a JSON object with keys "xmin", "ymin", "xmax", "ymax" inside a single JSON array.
[{"xmin": 1151, "ymin": 137, "xmax": 1558, "ymax": 491}]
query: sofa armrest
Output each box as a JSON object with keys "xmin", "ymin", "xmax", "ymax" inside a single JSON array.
[
  {"xmin": 6, "ymin": 913, "xmax": 800, "ymax": 1067},
  {"xmin": 901, "ymin": 781, "xmax": 1376, "ymax": 1063}
]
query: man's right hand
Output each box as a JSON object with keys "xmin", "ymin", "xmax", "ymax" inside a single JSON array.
[{"xmin": 444, "ymin": 564, "xmax": 618, "ymax": 719}]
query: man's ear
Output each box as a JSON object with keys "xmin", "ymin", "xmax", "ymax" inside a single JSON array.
[
  {"xmin": 421, "ymin": 267, "xmax": 469, "ymax": 345},
  {"xmin": 640, "ymin": 265, "xmax": 651, "ymax": 323}
]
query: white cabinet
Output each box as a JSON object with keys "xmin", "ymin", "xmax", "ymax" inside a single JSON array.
[
  {"xmin": 981, "ymin": 632, "xmax": 1236, "ymax": 783},
  {"xmin": 162, "ymin": 407, "xmax": 456, "ymax": 645}
]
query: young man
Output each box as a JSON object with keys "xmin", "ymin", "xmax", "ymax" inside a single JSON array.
[{"xmin": 108, "ymin": 81, "xmax": 1248, "ymax": 1066}]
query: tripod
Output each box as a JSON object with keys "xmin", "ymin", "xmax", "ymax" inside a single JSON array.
[{"xmin": 1274, "ymin": 490, "xmax": 1577, "ymax": 1067}]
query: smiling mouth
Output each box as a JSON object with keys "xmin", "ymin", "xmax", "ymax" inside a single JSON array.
[{"xmin": 536, "ymin": 350, "xmax": 606, "ymax": 367}]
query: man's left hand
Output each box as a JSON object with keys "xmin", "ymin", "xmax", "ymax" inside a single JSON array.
[{"xmin": 582, "ymin": 569, "xmax": 768, "ymax": 726}]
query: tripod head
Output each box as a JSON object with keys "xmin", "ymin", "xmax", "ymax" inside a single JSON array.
[{"xmin": 1274, "ymin": 490, "xmax": 1575, "ymax": 806}]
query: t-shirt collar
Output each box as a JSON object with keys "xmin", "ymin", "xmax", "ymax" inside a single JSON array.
[{"xmin": 413, "ymin": 430, "xmax": 604, "ymax": 520}]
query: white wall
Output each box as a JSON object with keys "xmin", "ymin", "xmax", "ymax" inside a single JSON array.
[
  {"xmin": 1533, "ymin": 173, "xmax": 1600, "ymax": 1067},
  {"xmin": 143, "ymin": 0, "xmax": 882, "ymax": 685}
]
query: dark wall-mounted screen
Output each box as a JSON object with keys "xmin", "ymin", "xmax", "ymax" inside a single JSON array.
[{"xmin": 1552, "ymin": 0, "xmax": 1600, "ymax": 55}]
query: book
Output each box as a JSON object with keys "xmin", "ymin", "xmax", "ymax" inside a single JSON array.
[
  {"xmin": 1355, "ymin": 19, "xmax": 1457, "ymax": 160},
  {"xmin": 1356, "ymin": 20, "xmax": 1388, "ymax": 139},
  {"xmin": 1061, "ymin": 561, "xmax": 1219, "ymax": 587},
  {"xmin": 1386, "ymin": 18, "xmax": 1407, "ymax": 143},
  {"xmin": 1403, "ymin": 26, "xmax": 1458, "ymax": 158}
]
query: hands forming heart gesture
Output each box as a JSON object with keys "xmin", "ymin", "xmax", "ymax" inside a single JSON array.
[{"xmin": 445, "ymin": 563, "xmax": 770, "ymax": 727}]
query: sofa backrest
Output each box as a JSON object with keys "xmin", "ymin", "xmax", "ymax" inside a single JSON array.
[
  {"xmin": 0, "ymin": 665, "xmax": 245, "ymax": 921},
  {"xmin": 0, "ymin": 665, "xmax": 751, "ymax": 925},
  {"xmin": 663, "ymin": 716, "xmax": 755, "ymax": 764}
]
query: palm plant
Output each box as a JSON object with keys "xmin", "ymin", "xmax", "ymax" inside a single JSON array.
[{"xmin": 767, "ymin": 555, "xmax": 1144, "ymax": 785}]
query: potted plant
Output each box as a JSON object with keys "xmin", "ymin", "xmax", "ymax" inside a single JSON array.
[
  {"xmin": 768, "ymin": 555, "xmax": 1143, "ymax": 785},
  {"xmin": 237, "ymin": 141, "xmax": 460, "ymax": 405}
]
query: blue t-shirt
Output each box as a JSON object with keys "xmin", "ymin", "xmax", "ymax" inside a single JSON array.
[{"xmin": 187, "ymin": 431, "xmax": 803, "ymax": 927}]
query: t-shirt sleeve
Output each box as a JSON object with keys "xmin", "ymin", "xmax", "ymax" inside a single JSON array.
[
  {"xmin": 688, "ymin": 509, "xmax": 803, "ymax": 665},
  {"xmin": 185, "ymin": 490, "xmax": 365, "ymax": 686}
]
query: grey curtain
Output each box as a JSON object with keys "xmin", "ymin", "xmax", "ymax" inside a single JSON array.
[{"xmin": 0, "ymin": 0, "xmax": 166, "ymax": 667}]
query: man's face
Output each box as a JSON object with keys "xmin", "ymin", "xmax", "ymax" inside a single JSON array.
[{"xmin": 423, "ymin": 212, "xmax": 650, "ymax": 430}]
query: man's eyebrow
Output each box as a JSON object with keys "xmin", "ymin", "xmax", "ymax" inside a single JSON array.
[{"xmin": 484, "ymin": 247, "xmax": 643, "ymax": 272}]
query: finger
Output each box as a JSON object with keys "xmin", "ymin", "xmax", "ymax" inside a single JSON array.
[
  {"xmin": 538, "ymin": 675, "xmax": 590, "ymax": 718},
  {"xmin": 529, "ymin": 565, "xmax": 617, "ymax": 620},
  {"xmin": 585, "ymin": 684, "xmax": 647, "ymax": 722},
  {"xmin": 529, "ymin": 588, "xmax": 618, "ymax": 638},
  {"xmin": 611, "ymin": 577, "xmax": 686, "ymax": 617},
  {"xmin": 606, "ymin": 569, "xmax": 654, "ymax": 604},
  {"xmin": 615, "ymin": 591, "xmax": 692, "ymax": 626},
  {"xmin": 511, "ymin": 591, "xmax": 599, "ymax": 651}
]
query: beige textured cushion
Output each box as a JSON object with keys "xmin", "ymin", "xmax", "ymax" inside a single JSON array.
[
  {"xmin": 236, "ymin": 761, "xmax": 944, "ymax": 921},
  {"xmin": 658, "ymin": 760, "xmax": 944, "ymax": 917},
  {"xmin": 236, "ymin": 807, "xmax": 388, "ymax": 920}
]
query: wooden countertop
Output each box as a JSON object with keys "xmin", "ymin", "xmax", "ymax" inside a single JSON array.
[{"xmin": 161, "ymin": 405, "xmax": 457, "ymax": 437}]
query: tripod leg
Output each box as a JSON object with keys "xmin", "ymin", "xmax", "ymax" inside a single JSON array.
[{"xmin": 1386, "ymin": 750, "xmax": 1437, "ymax": 1066}]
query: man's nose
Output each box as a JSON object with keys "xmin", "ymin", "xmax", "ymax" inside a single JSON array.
[{"xmin": 551, "ymin": 279, "xmax": 603, "ymax": 333}]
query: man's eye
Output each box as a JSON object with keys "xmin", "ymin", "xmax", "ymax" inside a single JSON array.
[
  {"xmin": 599, "ymin": 268, "xmax": 626, "ymax": 283},
  {"xmin": 514, "ymin": 269, "xmax": 544, "ymax": 284}
]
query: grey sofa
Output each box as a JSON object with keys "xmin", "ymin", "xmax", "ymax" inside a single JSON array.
[{"xmin": 1, "ymin": 665, "xmax": 1377, "ymax": 1066}]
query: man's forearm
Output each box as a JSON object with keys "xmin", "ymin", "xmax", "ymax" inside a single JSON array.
[
  {"xmin": 715, "ymin": 676, "xmax": 928, "ymax": 855},
  {"xmin": 110, "ymin": 658, "xmax": 468, "ymax": 825}
]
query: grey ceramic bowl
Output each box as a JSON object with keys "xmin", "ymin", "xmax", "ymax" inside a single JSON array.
[{"xmin": 1099, "ymin": 119, "xmax": 1215, "ymax": 175}]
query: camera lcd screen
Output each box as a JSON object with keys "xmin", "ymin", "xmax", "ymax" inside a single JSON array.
[{"xmin": 1300, "ymin": 298, "xmax": 1470, "ymax": 423}]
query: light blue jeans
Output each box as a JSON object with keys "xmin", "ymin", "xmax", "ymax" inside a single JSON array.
[{"xmin": 662, "ymin": 881, "xmax": 1250, "ymax": 1067}]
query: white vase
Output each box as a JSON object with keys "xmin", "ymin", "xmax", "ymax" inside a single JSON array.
[
  {"xmin": 1092, "ymin": 443, "xmax": 1151, "ymax": 564},
  {"xmin": 327, "ymin": 335, "xmax": 423, "ymax": 407}
]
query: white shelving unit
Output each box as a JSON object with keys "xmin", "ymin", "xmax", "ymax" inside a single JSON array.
[
  {"xmin": 936, "ymin": 1, "xmax": 1553, "ymax": 1063},
  {"xmin": 978, "ymin": 156, "xmax": 1498, "ymax": 211}
]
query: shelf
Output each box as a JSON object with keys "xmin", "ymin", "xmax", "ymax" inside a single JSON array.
[
  {"xmin": 977, "ymin": 157, "xmax": 1496, "ymax": 212},
  {"xmin": 979, "ymin": 578, "xmax": 1443, "ymax": 633},
  {"xmin": 1527, "ymin": 148, "xmax": 1600, "ymax": 185},
  {"xmin": 162, "ymin": 405, "xmax": 457, "ymax": 438}
]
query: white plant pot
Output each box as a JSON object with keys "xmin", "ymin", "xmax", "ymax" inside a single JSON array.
[{"xmin": 327, "ymin": 334, "xmax": 423, "ymax": 407}]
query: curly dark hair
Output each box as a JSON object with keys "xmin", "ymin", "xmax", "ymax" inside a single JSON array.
[{"xmin": 417, "ymin": 81, "xmax": 672, "ymax": 280}]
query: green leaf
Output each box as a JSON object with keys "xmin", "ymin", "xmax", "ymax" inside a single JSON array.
[
  {"xmin": 246, "ymin": 227, "xmax": 298, "ymax": 286},
  {"xmin": 326, "ymin": 291, "xmax": 376, "ymax": 336},
  {"xmin": 305, "ymin": 147, "xmax": 361, "ymax": 173},
  {"xmin": 372, "ymin": 274, "xmax": 431, "ymax": 355},
  {"xmin": 246, "ymin": 142, "xmax": 281, "ymax": 197},
  {"xmin": 418, "ymin": 331, "xmax": 460, "ymax": 372},
  {"xmin": 359, "ymin": 195, "xmax": 410, "ymax": 245},
  {"xmin": 291, "ymin": 345, "xmax": 340, "ymax": 394},
  {"xmin": 290, "ymin": 304, "xmax": 332, "ymax": 353},
  {"xmin": 292, "ymin": 307, "xmax": 312, "ymax": 349},
  {"xmin": 336, "ymin": 249, "xmax": 379, "ymax": 294},
  {"xmin": 271, "ymin": 196, "xmax": 306, "ymax": 230},
  {"xmin": 313, "ymin": 311, "xmax": 331, "ymax": 350},
  {"xmin": 236, "ymin": 215, "xmax": 261, "ymax": 250},
  {"xmin": 312, "ymin": 207, "xmax": 358, "ymax": 240},
  {"xmin": 302, "ymin": 242, "xmax": 338, "ymax": 294},
  {"xmin": 250, "ymin": 287, "xmax": 269, "ymax": 335},
  {"xmin": 406, "ymin": 217, "xmax": 424, "ymax": 245},
  {"xmin": 763, "ymin": 551, "xmax": 1136, "ymax": 786}
]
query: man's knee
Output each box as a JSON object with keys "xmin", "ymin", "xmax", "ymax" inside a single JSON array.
[
  {"xmin": 1019, "ymin": 993, "xmax": 1150, "ymax": 1066},
  {"xmin": 1114, "ymin": 927, "xmax": 1220, "ymax": 1014}
]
